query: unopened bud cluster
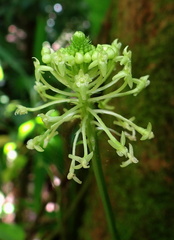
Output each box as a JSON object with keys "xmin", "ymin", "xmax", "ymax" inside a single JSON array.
[{"xmin": 15, "ymin": 31, "xmax": 154, "ymax": 183}]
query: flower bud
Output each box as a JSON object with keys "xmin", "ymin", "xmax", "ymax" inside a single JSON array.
[
  {"xmin": 84, "ymin": 52, "xmax": 91, "ymax": 63},
  {"xmin": 92, "ymin": 51, "xmax": 98, "ymax": 61},
  {"xmin": 75, "ymin": 52, "xmax": 84, "ymax": 64},
  {"xmin": 41, "ymin": 46, "xmax": 51, "ymax": 55},
  {"xmin": 106, "ymin": 47, "xmax": 116, "ymax": 59},
  {"xmin": 42, "ymin": 54, "xmax": 51, "ymax": 64}
]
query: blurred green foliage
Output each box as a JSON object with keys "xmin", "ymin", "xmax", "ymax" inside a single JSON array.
[
  {"xmin": 0, "ymin": 223, "xmax": 26, "ymax": 240},
  {"xmin": 85, "ymin": 0, "xmax": 112, "ymax": 37},
  {"xmin": 0, "ymin": 0, "xmax": 174, "ymax": 239}
]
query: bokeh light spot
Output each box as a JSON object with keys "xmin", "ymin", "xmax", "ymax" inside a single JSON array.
[
  {"xmin": 3, "ymin": 202, "xmax": 15, "ymax": 214},
  {"xmin": 18, "ymin": 120, "xmax": 35, "ymax": 140},
  {"xmin": 0, "ymin": 95, "xmax": 9, "ymax": 104},
  {"xmin": 53, "ymin": 176, "xmax": 61, "ymax": 186},
  {"xmin": 54, "ymin": 3, "xmax": 63, "ymax": 13},
  {"xmin": 47, "ymin": 18, "xmax": 55, "ymax": 28},
  {"xmin": 4, "ymin": 142, "xmax": 16, "ymax": 154},
  {"xmin": 7, "ymin": 150, "xmax": 18, "ymax": 164},
  {"xmin": 45, "ymin": 202, "xmax": 60, "ymax": 212}
]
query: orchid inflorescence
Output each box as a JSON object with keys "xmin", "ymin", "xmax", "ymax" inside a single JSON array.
[{"xmin": 15, "ymin": 31, "xmax": 154, "ymax": 184}]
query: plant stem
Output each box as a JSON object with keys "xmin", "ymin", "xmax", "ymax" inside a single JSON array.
[{"xmin": 86, "ymin": 119, "xmax": 120, "ymax": 240}]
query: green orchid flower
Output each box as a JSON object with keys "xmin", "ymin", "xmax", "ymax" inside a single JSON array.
[{"xmin": 15, "ymin": 31, "xmax": 154, "ymax": 183}]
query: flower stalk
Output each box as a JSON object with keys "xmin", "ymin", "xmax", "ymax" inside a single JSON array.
[{"xmin": 85, "ymin": 113, "xmax": 121, "ymax": 240}]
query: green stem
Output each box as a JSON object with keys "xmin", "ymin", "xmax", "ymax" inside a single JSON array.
[{"xmin": 86, "ymin": 116, "xmax": 120, "ymax": 240}]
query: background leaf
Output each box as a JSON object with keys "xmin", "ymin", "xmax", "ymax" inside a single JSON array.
[{"xmin": 0, "ymin": 224, "xmax": 25, "ymax": 240}]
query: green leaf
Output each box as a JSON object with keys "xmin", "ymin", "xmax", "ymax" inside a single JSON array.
[
  {"xmin": 0, "ymin": 223, "xmax": 25, "ymax": 240},
  {"xmin": 2, "ymin": 155, "xmax": 27, "ymax": 182},
  {"xmin": 0, "ymin": 46, "xmax": 26, "ymax": 77},
  {"xmin": 85, "ymin": 0, "xmax": 112, "ymax": 37},
  {"xmin": 33, "ymin": 156, "xmax": 47, "ymax": 212}
]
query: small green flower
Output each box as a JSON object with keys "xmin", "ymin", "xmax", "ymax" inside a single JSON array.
[{"xmin": 15, "ymin": 31, "xmax": 154, "ymax": 183}]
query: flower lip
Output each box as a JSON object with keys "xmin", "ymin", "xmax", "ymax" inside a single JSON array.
[{"xmin": 15, "ymin": 105, "xmax": 28, "ymax": 115}]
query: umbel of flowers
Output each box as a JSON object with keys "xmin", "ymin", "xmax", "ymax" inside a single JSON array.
[{"xmin": 15, "ymin": 31, "xmax": 154, "ymax": 184}]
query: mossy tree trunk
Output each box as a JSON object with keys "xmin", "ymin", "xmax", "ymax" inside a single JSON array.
[
  {"xmin": 80, "ymin": 1, "xmax": 174, "ymax": 240},
  {"xmin": 98, "ymin": 0, "xmax": 174, "ymax": 163}
]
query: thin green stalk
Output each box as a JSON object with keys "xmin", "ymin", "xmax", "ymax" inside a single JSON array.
[{"xmin": 86, "ymin": 120, "xmax": 120, "ymax": 240}]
